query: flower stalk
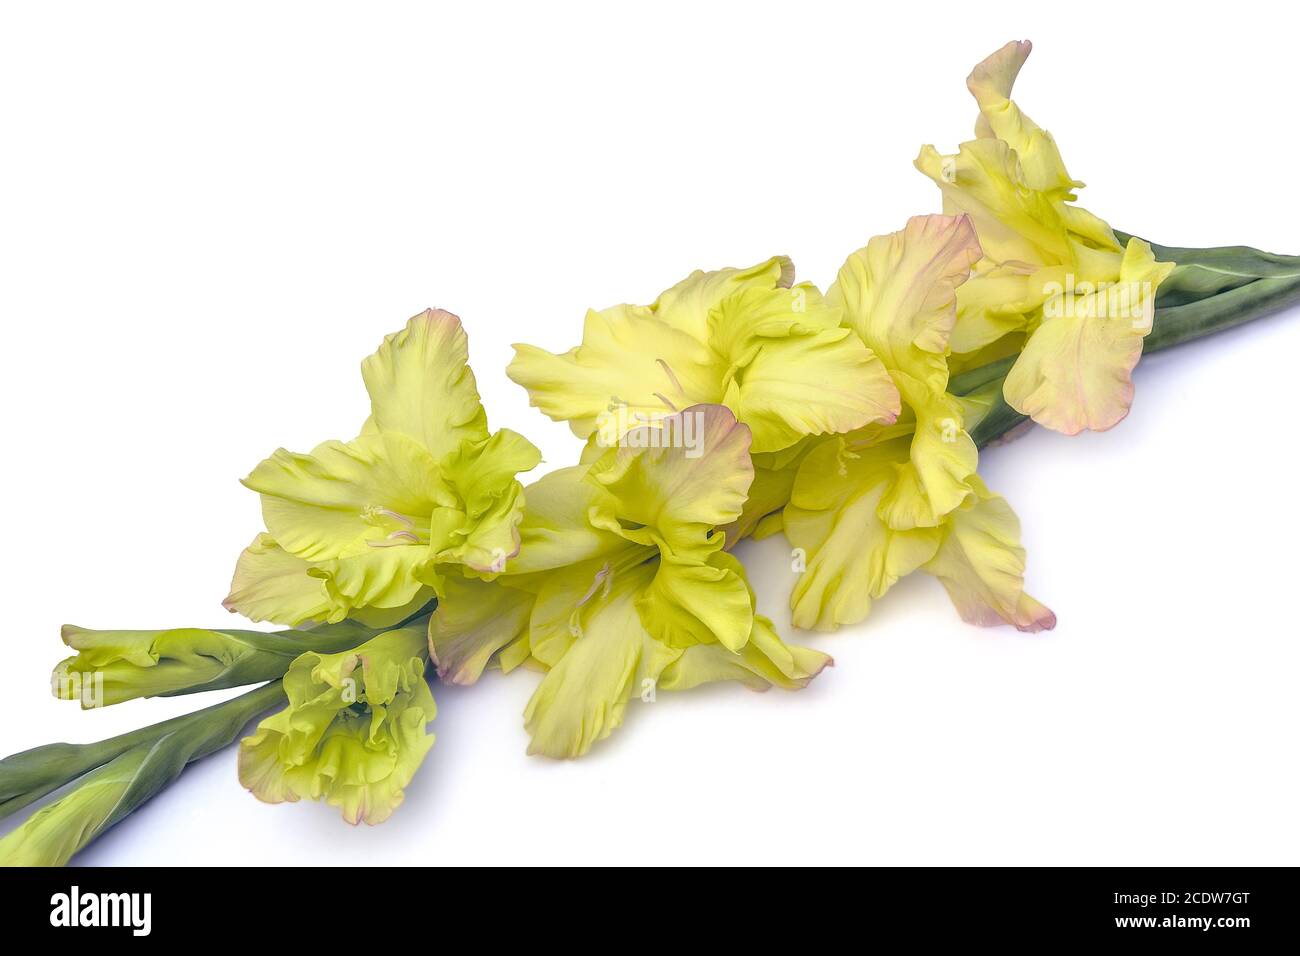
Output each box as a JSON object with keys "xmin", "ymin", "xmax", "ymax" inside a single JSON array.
[
  {"xmin": 0, "ymin": 682, "xmax": 284, "ymax": 866},
  {"xmin": 5, "ymin": 38, "xmax": 1300, "ymax": 865}
]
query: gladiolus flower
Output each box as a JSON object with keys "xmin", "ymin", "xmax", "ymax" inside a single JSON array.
[
  {"xmin": 429, "ymin": 405, "xmax": 830, "ymax": 759},
  {"xmin": 784, "ymin": 215, "xmax": 1053, "ymax": 633},
  {"xmin": 226, "ymin": 309, "xmax": 541, "ymax": 626},
  {"xmin": 238, "ymin": 624, "xmax": 436, "ymax": 825},
  {"xmin": 916, "ymin": 40, "xmax": 1175, "ymax": 434},
  {"xmin": 507, "ymin": 257, "xmax": 899, "ymax": 455}
]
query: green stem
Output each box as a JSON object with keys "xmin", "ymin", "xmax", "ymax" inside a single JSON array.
[
  {"xmin": 1116, "ymin": 231, "xmax": 1300, "ymax": 278},
  {"xmin": 948, "ymin": 355, "xmax": 1015, "ymax": 395},
  {"xmin": 1144, "ymin": 275, "xmax": 1300, "ymax": 352},
  {"xmin": 0, "ymin": 681, "xmax": 284, "ymax": 823},
  {"xmin": 1117, "ymin": 231, "xmax": 1300, "ymax": 308},
  {"xmin": 0, "ymin": 681, "xmax": 284, "ymax": 866}
]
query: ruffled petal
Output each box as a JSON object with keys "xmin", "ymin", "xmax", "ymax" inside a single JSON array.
[
  {"xmin": 877, "ymin": 375, "xmax": 978, "ymax": 530},
  {"xmin": 522, "ymin": 563, "xmax": 677, "ymax": 759},
  {"xmin": 223, "ymin": 534, "xmax": 335, "ymax": 626},
  {"xmin": 949, "ymin": 261, "xmax": 1040, "ymax": 354},
  {"xmin": 915, "ymin": 140, "xmax": 1069, "ymax": 269},
  {"xmin": 360, "ymin": 308, "xmax": 489, "ymax": 460},
  {"xmin": 923, "ymin": 476, "xmax": 1055, "ymax": 632},
  {"xmin": 509, "ymin": 256, "xmax": 887, "ymax": 454},
  {"xmin": 717, "ymin": 443, "xmax": 813, "ymax": 545},
  {"xmin": 786, "ymin": 437, "xmax": 943, "ymax": 631},
  {"xmin": 238, "ymin": 624, "xmax": 435, "ymax": 825},
  {"xmin": 829, "ymin": 213, "xmax": 982, "ymax": 391},
  {"xmin": 652, "ymin": 255, "xmax": 795, "ymax": 341},
  {"xmin": 967, "ymin": 40, "xmax": 1079, "ymax": 197},
  {"xmin": 586, "ymin": 404, "xmax": 753, "ymax": 560},
  {"xmin": 509, "ymin": 466, "xmax": 636, "ymax": 574},
  {"xmin": 425, "ymin": 429, "xmax": 541, "ymax": 573},
  {"xmin": 233, "ymin": 316, "xmax": 539, "ymax": 623},
  {"xmin": 638, "ymin": 551, "xmax": 754, "ymax": 652},
  {"xmin": 718, "ymin": 283, "xmax": 900, "ymax": 453},
  {"xmin": 507, "ymin": 304, "xmax": 720, "ymax": 441},
  {"xmin": 246, "ymin": 431, "xmax": 447, "ymax": 562},
  {"xmin": 308, "ymin": 546, "xmax": 431, "ymax": 619},
  {"xmin": 657, "ymin": 614, "xmax": 831, "ymax": 691},
  {"xmin": 1003, "ymin": 239, "xmax": 1175, "ymax": 433},
  {"xmin": 427, "ymin": 574, "xmax": 535, "ymax": 685}
]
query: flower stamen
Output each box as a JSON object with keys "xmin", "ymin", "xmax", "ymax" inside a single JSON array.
[
  {"xmin": 377, "ymin": 509, "xmax": 415, "ymax": 528},
  {"xmin": 656, "ymin": 357, "xmax": 684, "ymax": 395},
  {"xmin": 367, "ymin": 530, "xmax": 420, "ymax": 548}
]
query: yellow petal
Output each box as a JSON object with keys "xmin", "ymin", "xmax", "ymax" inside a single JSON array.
[
  {"xmin": 239, "ymin": 625, "xmax": 436, "ymax": 825},
  {"xmin": 510, "ymin": 466, "xmax": 639, "ymax": 574},
  {"xmin": 427, "ymin": 574, "xmax": 535, "ymax": 684},
  {"xmin": 923, "ymin": 476, "xmax": 1055, "ymax": 632},
  {"xmin": 586, "ymin": 404, "xmax": 754, "ymax": 560},
  {"xmin": 223, "ymin": 534, "xmax": 335, "ymax": 626},
  {"xmin": 829, "ymin": 218, "xmax": 982, "ymax": 528},
  {"xmin": 717, "ymin": 441, "xmax": 815, "ymax": 544},
  {"xmin": 511, "ymin": 257, "xmax": 895, "ymax": 454},
  {"xmin": 967, "ymin": 40, "xmax": 1079, "ymax": 197},
  {"xmin": 706, "ymin": 280, "xmax": 898, "ymax": 452},
  {"xmin": 721, "ymin": 318, "xmax": 899, "ymax": 453},
  {"xmin": 652, "ymin": 255, "xmax": 794, "ymax": 341},
  {"xmin": 949, "ymin": 261, "xmax": 1040, "ymax": 354},
  {"xmin": 1003, "ymin": 239, "xmax": 1175, "ymax": 434},
  {"xmin": 786, "ymin": 437, "xmax": 942, "ymax": 631},
  {"xmin": 829, "ymin": 213, "xmax": 982, "ymax": 392},
  {"xmin": 525, "ymin": 556, "xmax": 626, "ymax": 667},
  {"xmin": 638, "ymin": 551, "xmax": 754, "ymax": 652},
  {"xmin": 522, "ymin": 563, "xmax": 676, "ymax": 759},
  {"xmin": 361, "ymin": 308, "xmax": 489, "ymax": 459},
  {"xmin": 877, "ymin": 374, "xmax": 978, "ymax": 530},
  {"xmin": 657, "ymin": 614, "xmax": 830, "ymax": 691},
  {"xmin": 308, "ymin": 546, "xmax": 430, "ymax": 618},
  {"xmin": 915, "ymin": 140, "xmax": 1070, "ymax": 269},
  {"xmin": 246, "ymin": 432, "xmax": 447, "ymax": 563},
  {"xmin": 507, "ymin": 304, "xmax": 720, "ymax": 441}
]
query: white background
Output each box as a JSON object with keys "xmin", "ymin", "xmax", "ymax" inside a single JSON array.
[{"xmin": 2, "ymin": 1, "xmax": 1297, "ymax": 866}]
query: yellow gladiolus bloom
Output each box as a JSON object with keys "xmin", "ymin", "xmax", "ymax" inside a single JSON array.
[{"xmin": 916, "ymin": 40, "xmax": 1174, "ymax": 434}]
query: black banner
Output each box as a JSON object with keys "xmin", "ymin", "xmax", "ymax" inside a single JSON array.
[{"xmin": 0, "ymin": 866, "xmax": 1290, "ymax": 943}]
